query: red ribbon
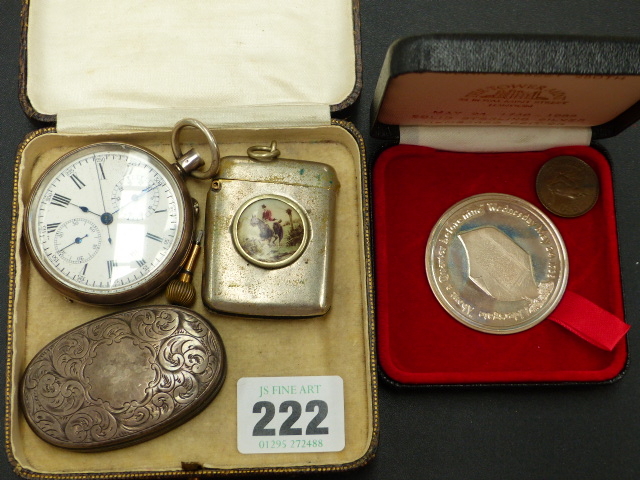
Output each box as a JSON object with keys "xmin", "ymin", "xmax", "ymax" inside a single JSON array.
[{"xmin": 548, "ymin": 291, "xmax": 629, "ymax": 351}]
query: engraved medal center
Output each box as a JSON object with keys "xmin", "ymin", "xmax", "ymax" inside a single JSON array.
[{"xmin": 459, "ymin": 226, "xmax": 539, "ymax": 302}]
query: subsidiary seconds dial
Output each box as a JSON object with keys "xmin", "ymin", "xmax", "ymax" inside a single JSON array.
[
  {"xmin": 24, "ymin": 142, "xmax": 196, "ymax": 305},
  {"xmin": 53, "ymin": 218, "xmax": 102, "ymax": 264}
]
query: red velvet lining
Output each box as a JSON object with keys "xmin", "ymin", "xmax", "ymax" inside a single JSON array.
[{"xmin": 373, "ymin": 144, "xmax": 627, "ymax": 385}]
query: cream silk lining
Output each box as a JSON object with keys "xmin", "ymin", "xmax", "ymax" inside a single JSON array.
[
  {"xmin": 400, "ymin": 125, "xmax": 593, "ymax": 152},
  {"xmin": 27, "ymin": 0, "xmax": 355, "ymax": 131},
  {"xmin": 56, "ymin": 105, "xmax": 332, "ymax": 133}
]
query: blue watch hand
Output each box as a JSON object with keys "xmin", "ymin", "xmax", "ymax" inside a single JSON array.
[
  {"xmin": 111, "ymin": 184, "xmax": 160, "ymax": 216},
  {"xmin": 69, "ymin": 202, "xmax": 101, "ymax": 217},
  {"xmin": 58, "ymin": 234, "xmax": 89, "ymax": 253}
]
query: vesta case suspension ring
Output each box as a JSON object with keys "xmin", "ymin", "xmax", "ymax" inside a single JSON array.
[{"xmin": 247, "ymin": 141, "xmax": 281, "ymax": 162}]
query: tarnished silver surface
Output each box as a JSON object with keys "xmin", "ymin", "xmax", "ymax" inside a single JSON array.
[
  {"xmin": 536, "ymin": 155, "xmax": 599, "ymax": 217},
  {"xmin": 203, "ymin": 149, "xmax": 339, "ymax": 317},
  {"xmin": 425, "ymin": 193, "xmax": 568, "ymax": 334},
  {"xmin": 20, "ymin": 306, "xmax": 226, "ymax": 451}
]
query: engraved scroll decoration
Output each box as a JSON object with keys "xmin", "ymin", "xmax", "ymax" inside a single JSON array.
[{"xmin": 21, "ymin": 308, "xmax": 224, "ymax": 447}]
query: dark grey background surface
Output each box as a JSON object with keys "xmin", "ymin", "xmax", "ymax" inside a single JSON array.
[{"xmin": 2, "ymin": 1, "xmax": 640, "ymax": 479}]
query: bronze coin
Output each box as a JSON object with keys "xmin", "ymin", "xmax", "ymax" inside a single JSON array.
[{"xmin": 535, "ymin": 156, "xmax": 599, "ymax": 217}]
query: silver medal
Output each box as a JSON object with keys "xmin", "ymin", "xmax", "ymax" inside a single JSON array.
[{"xmin": 425, "ymin": 193, "xmax": 568, "ymax": 334}]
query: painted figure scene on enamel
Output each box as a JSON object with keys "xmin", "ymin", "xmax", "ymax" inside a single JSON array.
[{"xmin": 233, "ymin": 196, "xmax": 309, "ymax": 269}]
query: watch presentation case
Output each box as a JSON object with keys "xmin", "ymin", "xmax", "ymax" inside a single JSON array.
[
  {"xmin": 371, "ymin": 34, "xmax": 640, "ymax": 386},
  {"xmin": 6, "ymin": 1, "xmax": 378, "ymax": 478}
]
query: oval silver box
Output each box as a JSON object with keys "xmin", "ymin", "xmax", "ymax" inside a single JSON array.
[{"xmin": 20, "ymin": 306, "xmax": 226, "ymax": 451}]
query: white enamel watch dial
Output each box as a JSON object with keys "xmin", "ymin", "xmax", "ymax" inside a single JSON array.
[{"xmin": 24, "ymin": 142, "xmax": 195, "ymax": 305}]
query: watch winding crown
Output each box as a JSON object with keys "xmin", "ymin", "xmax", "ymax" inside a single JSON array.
[{"xmin": 165, "ymin": 230, "xmax": 204, "ymax": 307}]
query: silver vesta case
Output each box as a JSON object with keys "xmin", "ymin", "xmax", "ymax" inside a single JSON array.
[{"xmin": 203, "ymin": 147, "xmax": 339, "ymax": 317}]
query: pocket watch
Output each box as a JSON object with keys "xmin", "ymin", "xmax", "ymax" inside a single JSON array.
[{"xmin": 23, "ymin": 119, "xmax": 220, "ymax": 305}]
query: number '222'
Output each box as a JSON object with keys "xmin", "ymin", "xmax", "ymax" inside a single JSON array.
[{"xmin": 252, "ymin": 400, "xmax": 329, "ymax": 436}]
